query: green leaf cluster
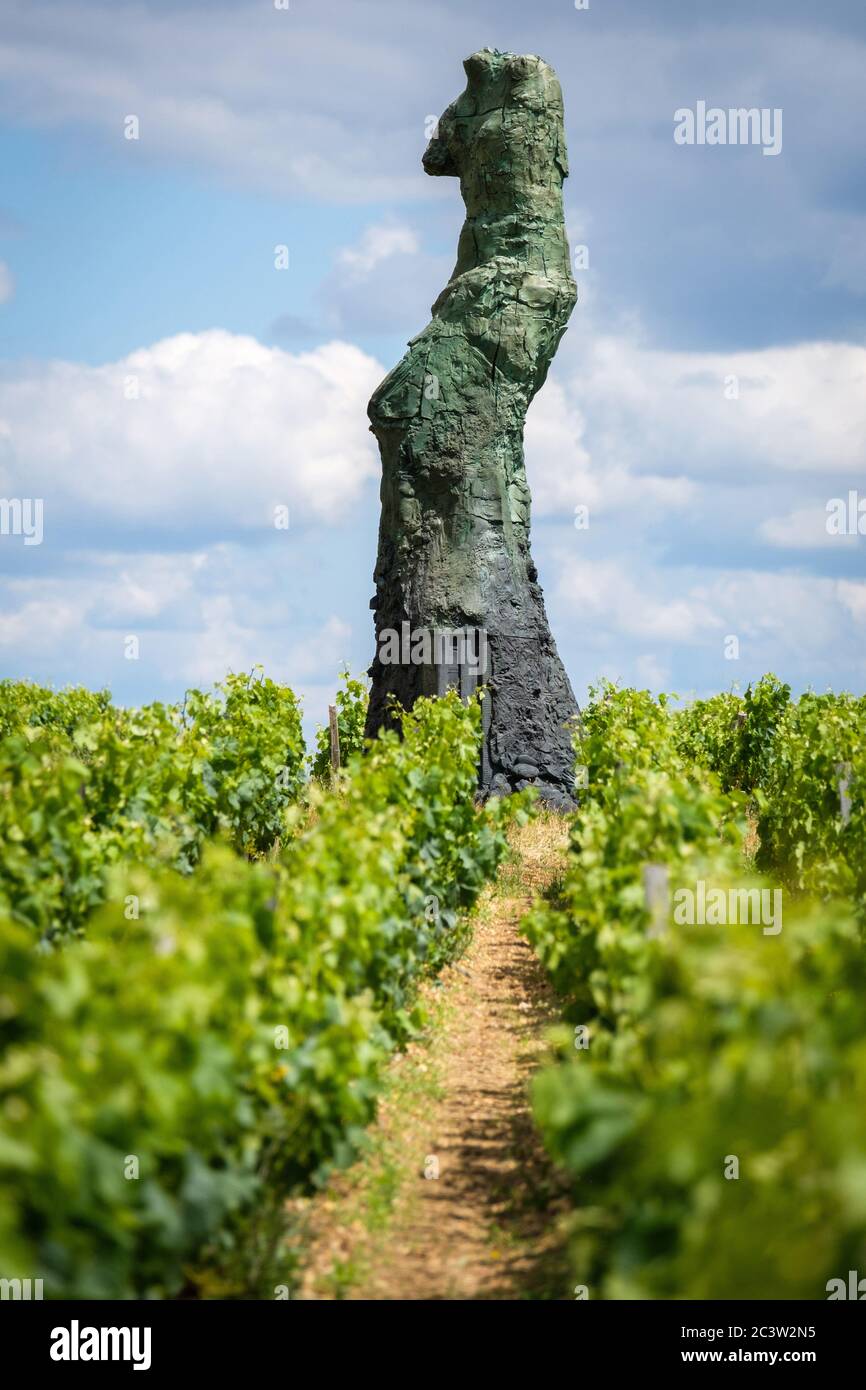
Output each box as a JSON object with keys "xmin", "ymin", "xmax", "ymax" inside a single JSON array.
[
  {"xmin": 0, "ymin": 671, "xmax": 305, "ymax": 941},
  {"xmin": 674, "ymin": 675, "xmax": 865, "ymax": 909}
]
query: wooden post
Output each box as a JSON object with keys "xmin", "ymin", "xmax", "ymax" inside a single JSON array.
[
  {"xmin": 836, "ymin": 762, "xmax": 852, "ymax": 826},
  {"xmin": 642, "ymin": 863, "xmax": 670, "ymax": 939},
  {"xmin": 328, "ymin": 704, "xmax": 341, "ymax": 774}
]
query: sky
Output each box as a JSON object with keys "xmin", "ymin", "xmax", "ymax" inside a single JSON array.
[{"xmin": 1, "ymin": 0, "xmax": 864, "ymax": 742}]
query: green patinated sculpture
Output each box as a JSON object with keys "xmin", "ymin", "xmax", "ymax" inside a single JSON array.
[{"xmin": 365, "ymin": 48, "xmax": 580, "ymax": 807}]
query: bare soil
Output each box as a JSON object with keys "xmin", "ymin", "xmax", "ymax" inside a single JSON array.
[{"xmin": 287, "ymin": 816, "xmax": 573, "ymax": 1300}]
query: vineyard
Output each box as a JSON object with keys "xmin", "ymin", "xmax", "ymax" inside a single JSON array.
[
  {"xmin": 0, "ymin": 674, "xmax": 522, "ymax": 1297},
  {"xmin": 0, "ymin": 671, "xmax": 864, "ymax": 1299},
  {"xmin": 527, "ymin": 677, "xmax": 866, "ymax": 1299}
]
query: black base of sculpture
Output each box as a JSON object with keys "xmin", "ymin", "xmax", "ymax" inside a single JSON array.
[{"xmin": 366, "ymin": 600, "xmax": 579, "ymax": 812}]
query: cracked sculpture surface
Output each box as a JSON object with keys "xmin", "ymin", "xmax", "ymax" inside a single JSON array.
[{"xmin": 365, "ymin": 48, "xmax": 580, "ymax": 809}]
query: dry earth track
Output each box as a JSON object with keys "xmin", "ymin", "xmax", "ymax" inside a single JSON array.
[{"xmin": 289, "ymin": 817, "xmax": 573, "ymax": 1300}]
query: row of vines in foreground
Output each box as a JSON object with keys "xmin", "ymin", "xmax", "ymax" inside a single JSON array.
[
  {"xmin": 0, "ymin": 679, "xmax": 521, "ymax": 1297},
  {"xmin": 526, "ymin": 677, "xmax": 866, "ymax": 1300}
]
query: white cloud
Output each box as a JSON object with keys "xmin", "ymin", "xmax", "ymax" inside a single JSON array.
[
  {"xmin": 317, "ymin": 219, "xmax": 448, "ymax": 337},
  {"xmin": 0, "ymin": 0, "xmax": 454, "ymax": 202},
  {"xmin": 0, "ymin": 551, "xmax": 362, "ymax": 738},
  {"xmin": 837, "ymin": 579, "xmax": 866, "ymax": 625},
  {"xmin": 171, "ymin": 603, "xmax": 352, "ymax": 689},
  {"xmin": 338, "ymin": 223, "xmax": 420, "ymax": 277},
  {"xmin": 552, "ymin": 330, "xmax": 866, "ymax": 479},
  {"xmin": 634, "ymin": 652, "xmax": 670, "ymax": 691},
  {"xmin": 556, "ymin": 554, "xmax": 723, "ymax": 644},
  {"xmin": 554, "ymin": 553, "xmax": 866, "ymax": 679},
  {"xmin": 0, "ymin": 590, "xmax": 80, "ymax": 649},
  {"xmin": 1, "ymin": 0, "xmax": 863, "ymax": 225},
  {"xmin": 0, "ymin": 331, "xmax": 384, "ymax": 535},
  {"xmin": 759, "ymin": 503, "xmax": 860, "ymax": 549},
  {"xmin": 525, "ymin": 376, "xmax": 696, "ymax": 520},
  {"xmin": 83, "ymin": 551, "xmax": 208, "ymax": 626}
]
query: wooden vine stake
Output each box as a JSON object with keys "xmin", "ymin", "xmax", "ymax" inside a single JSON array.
[
  {"xmin": 643, "ymin": 862, "xmax": 670, "ymax": 939},
  {"xmin": 836, "ymin": 761, "xmax": 852, "ymax": 826},
  {"xmin": 328, "ymin": 705, "xmax": 341, "ymax": 775}
]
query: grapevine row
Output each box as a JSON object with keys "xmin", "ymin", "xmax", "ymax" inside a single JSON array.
[
  {"xmin": 0, "ymin": 686, "xmax": 519, "ymax": 1297},
  {"xmin": 525, "ymin": 679, "xmax": 866, "ymax": 1299}
]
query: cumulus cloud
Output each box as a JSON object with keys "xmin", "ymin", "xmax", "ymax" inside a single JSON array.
[
  {"xmin": 556, "ymin": 554, "xmax": 723, "ymax": 644},
  {"xmin": 556, "ymin": 550, "xmax": 866, "ymax": 653},
  {"xmin": 0, "ymin": 546, "xmax": 364, "ymax": 741},
  {"xmin": 0, "ymin": 587, "xmax": 81, "ymax": 651},
  {"xmin": 550, "ymin": 551, "xmax": 866, "ymax": 704},
  {"xmin": 84, "ymin": 551, "xmax": 209, "ymax": 628},
  {"xmin": 523, "ymin": 313, "xmax": 862, "ymax": 614},
  {"xmin": 525, "ymin": 376, "xmax": 696, "ymax": 521},
  {"xmin": 551, "ymin": 330, "xmax": 866, "ymax": 480},
  {"xmin": 0, "ymin": 331, "xmax": 384, "ymax": 539},
  {"xmin": 4, "ymin": 308, "xmax": 862, "ymax": 712}
]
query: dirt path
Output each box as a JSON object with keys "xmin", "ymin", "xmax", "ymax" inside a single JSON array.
[{"xmin": 288, "ymin": 818, "xmax": 573, "ymax": 1300}]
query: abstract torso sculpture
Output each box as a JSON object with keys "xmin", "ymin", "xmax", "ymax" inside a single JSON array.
[{"xmin": 365, "ymin": 49, "xmax": 579, "ymax": 808}]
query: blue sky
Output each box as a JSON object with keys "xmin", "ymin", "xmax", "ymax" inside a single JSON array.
[{"xmin": 0, "ymin": 0, "xmax": 864, "ymax": 740}]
